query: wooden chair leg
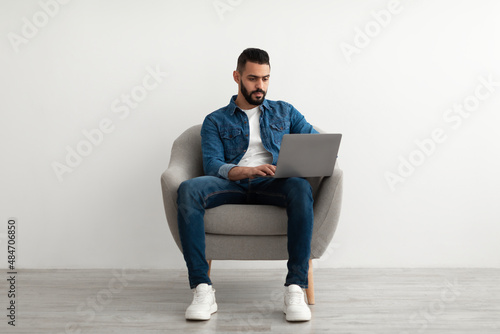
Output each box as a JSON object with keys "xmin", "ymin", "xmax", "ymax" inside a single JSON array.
[
  {"xmin": 207, "ymin": 260, "xmax": 212, "ymax": 278},
  {"xmin": 305, "ymin": 259, "xmax": 315, "ymax": 305}
]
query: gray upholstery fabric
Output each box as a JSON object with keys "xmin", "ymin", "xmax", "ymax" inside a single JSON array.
[{"xmin": 161, "ymin": 124, "xmax": 343, "ymax": 260}]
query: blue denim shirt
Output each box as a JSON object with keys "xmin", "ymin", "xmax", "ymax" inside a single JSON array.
[{"xmin": 201, "ymin": 95, "xmax": 318, "ymax": 179}]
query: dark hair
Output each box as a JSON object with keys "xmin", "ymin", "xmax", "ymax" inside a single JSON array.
[{"xmin": 236, "ymin": 48, "xmax": 270, "ymax": 73}]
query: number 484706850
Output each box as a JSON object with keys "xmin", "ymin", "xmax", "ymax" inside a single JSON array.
[{"xmin": 7, "ymin": 219, "xmax": 16, "ymax": 270}]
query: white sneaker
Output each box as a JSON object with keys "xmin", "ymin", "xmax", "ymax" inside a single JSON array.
[
  {"xmin": 185, "ymin": 283, "xmax": 218, "ymax": 320},
  {"xmin": 283, "ymin": 284, "xmax": 311, "ymax": 321}
]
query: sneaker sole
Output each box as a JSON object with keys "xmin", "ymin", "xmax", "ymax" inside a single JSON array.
[
  {"xmin": 284, "ymin": 312, "xmax": 311, "ymax": 322},
  {"xmin": 185, "ymin": 303, "xmax": 218, "ymax": 320},
  {"xmin": 283, "ymin": 306, "xmax": 311, "ymax": 322}
]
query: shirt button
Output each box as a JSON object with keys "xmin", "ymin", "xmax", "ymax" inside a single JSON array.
[{"xmin": 245, "ymin": 134, "xmax": 248, "ymax": 137}]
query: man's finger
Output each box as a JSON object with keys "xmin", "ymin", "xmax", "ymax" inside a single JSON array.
[
  {"xmin": 264, "ymin": 166, "xmax": 275, "ymax": 175},
  {"xmin": 254, "ymin": 168, "xmax": 267, "ymax": 176}
]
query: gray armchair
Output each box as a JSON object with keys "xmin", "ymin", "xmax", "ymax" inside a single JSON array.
[{"xmin": 161, "ymin": 124, "xmax": 343, "ymax": 304}]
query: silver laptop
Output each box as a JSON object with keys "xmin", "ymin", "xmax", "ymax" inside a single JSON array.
[{"xmin": 266, "ymin": 133, "xmax": 342, "ymax": 178}]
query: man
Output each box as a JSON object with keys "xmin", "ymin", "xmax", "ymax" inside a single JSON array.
[{"xmin": 177, "ymin": 48, "xmax": 318, "ymax": 322}]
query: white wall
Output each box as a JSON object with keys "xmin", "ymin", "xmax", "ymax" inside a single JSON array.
[{"xmin": 1, "ymin": 0, "xmax": 499, "ymax": 270}]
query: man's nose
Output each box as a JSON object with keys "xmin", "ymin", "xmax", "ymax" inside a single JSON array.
[{"xmin": 256, "ymin": 79, "xmax": 264, "ymax": 89}]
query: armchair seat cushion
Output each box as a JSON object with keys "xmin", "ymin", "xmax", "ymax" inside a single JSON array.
[{"xmin": 204, "ymin": 204, "xmax": 288, "ymax": 236}]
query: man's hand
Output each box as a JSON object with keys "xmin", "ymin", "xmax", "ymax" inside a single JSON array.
[{"xmin": 228, "ymin": 164, "xmax": 276, "ymax": 181}]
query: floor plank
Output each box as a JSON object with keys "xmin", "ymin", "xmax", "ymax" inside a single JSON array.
[{"xmin": 1, "ymin": 268, "xmax": 499, "ymax": 333}]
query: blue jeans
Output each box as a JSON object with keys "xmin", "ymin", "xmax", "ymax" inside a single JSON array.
[{"xmin": 177, "ymin": 176, "xmax": 314, "ymax": 289}]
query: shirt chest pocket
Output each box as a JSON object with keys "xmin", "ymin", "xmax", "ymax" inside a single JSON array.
[
  {"xmin": 270, "ymin": 121, "xmax": 289, "ymax": 132},
  {"xmin": 221, "ymin": 127, "xmax": 246, "ymax": 159},
  {"xmin": 269, "ymin": 121, "xmax": 290, "ymax": 145}
]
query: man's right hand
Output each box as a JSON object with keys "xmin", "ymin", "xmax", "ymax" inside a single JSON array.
[{"xmin": 228, "ymin": 164, "xmax": 276, "ymax": 181}]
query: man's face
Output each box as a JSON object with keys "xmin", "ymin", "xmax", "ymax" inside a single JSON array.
[{"xmin": 237, "ymin": 62, "xmax": 270, "ymax": 106}]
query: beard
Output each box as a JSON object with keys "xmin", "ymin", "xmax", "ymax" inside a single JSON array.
[{"xmin": 240, "ymin": 81, "xmax": 266, "ymax": 106}]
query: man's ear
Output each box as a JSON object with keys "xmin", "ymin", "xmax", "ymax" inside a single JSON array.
[{"xmin": 233, "ymin": 70, "xmax": 240, "ymax": 84}]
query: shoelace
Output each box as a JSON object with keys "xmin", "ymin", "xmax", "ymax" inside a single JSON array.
[
  {"xmin": 287, "ymin": 291, "xmax": 304, "ymax": 305},
  {"xmin": 193, "ymin": 289, "xmax": 213, "ymax": 304}
]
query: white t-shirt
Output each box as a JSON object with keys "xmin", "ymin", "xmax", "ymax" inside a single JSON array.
[{"xmin": 238, "ymin": 106, "xmax": 273, "ymax": 167}]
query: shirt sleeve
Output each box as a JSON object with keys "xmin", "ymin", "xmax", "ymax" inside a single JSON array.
[
  {"xmin": 201, "ymin": 116, "xmax": 236, "ymax": 179},
  {"xmin": 289, "ymin": 104, "xmax": 320, "ymax": 134}
]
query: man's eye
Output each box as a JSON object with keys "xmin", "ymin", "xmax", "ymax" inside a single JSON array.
[{"xmin": 248, "ymin": 78, "xmax": 255, "ymax": 81}]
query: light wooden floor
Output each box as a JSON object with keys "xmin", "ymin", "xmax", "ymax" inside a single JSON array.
[{"xmin": 1, "ymin": 268, "xmax": 499, "ymax": 333}]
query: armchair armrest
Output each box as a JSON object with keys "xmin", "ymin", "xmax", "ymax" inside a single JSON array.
[
  {"xmin": 161, "ymin": 125, "xmax": 204, "ymax": 252},
  {"xmin": 310, "ymin": 163, "xmax": 344, "ymax": 258},
  {"xmin": 161, "ymin": 167, "xmax": 185, "ymax": 252}
]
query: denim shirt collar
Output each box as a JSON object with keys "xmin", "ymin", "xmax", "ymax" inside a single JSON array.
[{"xmin": 228, "ymin": 95, "xmax": 271, "ymax": 115}]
